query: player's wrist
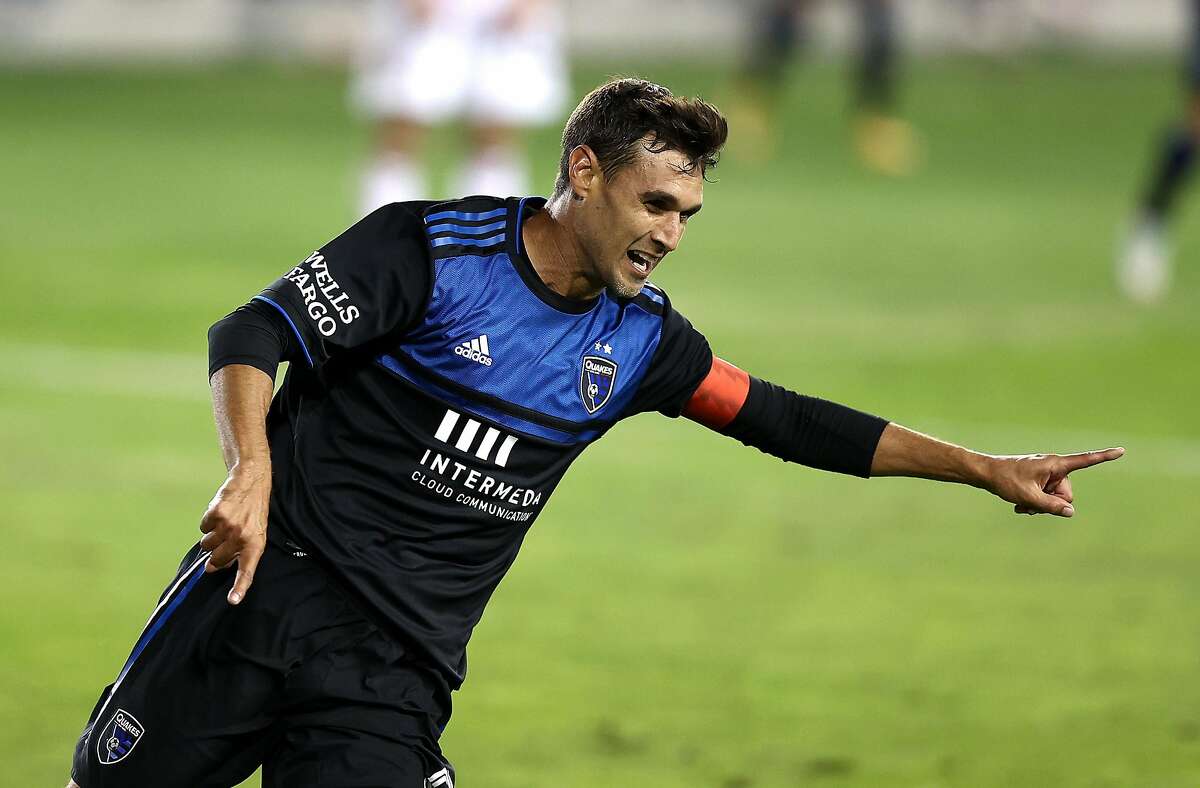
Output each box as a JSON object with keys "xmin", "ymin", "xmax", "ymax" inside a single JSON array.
[
  {"xmin": 228, "ymin": 457, "xmax": 271, "ymax": 484},
  {"xmin": 959, "ymin": 448, "xmax": 997, "ymax": 490}
]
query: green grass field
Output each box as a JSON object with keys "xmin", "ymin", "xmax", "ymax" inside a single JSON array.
[{"xmin": 2, "ymin": 56, "xmax": 1198, "ymax": 787}]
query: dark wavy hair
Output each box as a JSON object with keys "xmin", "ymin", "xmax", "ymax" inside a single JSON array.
[{"xmin": 553, "ymin": 78, "xmax": 728, "ymax": 196}]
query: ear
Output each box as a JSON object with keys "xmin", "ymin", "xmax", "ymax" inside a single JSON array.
[{"xmin": 567, "ymin": 145, "xmax": 602, "ymax": 198}]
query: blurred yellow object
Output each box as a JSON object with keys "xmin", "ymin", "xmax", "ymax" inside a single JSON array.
[
  {"xmin": 853, "ymin": 112, "xmax": 921, "ymax": 176},
  {"xmin": 724, "ymin": 92, "xmax": 778, "ymax": 165}
]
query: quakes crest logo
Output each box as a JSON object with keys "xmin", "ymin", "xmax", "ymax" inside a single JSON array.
[
  {"xmin": 580, "ymin": 355, "xmax": 617, "ymax": 414},
  {"xmin": 97, "ymin": 708, "xmax": 145, "ymax": 765}
]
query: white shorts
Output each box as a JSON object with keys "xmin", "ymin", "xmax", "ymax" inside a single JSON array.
[{"xmin": 352, "ymin": 0, "xmax": 568, "ymax": 126}]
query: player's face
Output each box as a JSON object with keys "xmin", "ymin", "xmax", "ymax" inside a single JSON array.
[{"xmin": 584, "ymin": 144, "xmax": 704, "ymax": 299}]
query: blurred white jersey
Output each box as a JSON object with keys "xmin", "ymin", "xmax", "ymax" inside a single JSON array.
[{"xmin": 352, "ymin": 0, "xmax": 568, "ymax": 126}]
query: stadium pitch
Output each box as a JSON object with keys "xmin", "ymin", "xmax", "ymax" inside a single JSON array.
[{"xmin": 0, "ymin": 57, "xmax": 1197, "ymax": 787}]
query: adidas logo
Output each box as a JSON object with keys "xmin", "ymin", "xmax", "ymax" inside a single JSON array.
[
  {"xmin": 453, "ymin": 335, "xmax": 493, "ymax": 366},
  {"xmin": 426, "ymin": 768, "xmax": 454, "ymax": 788}
]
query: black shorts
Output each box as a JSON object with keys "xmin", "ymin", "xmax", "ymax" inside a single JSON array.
[{"xmin": 71, "ymin": 540, "xmax": 456, "ymax": 788}]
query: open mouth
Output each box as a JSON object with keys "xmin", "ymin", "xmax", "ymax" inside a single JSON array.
[{"xmin": 627, "ymin": 250, "xmax": 655, "ymax": 277}]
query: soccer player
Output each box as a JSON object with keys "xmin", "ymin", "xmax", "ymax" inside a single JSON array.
[
  {"xmin": 1120, "ymin": 0, "xmax": 1200, "ymax": 303},
  {"xmin": 352, "ymin": 0, "xmax": 566, "ymax": 214},
  {"xmin": 732, "ymin": 0, "xmax": 918, "ymax": 174},
  {"xmin": 68, "ymin": 78, "xmax": 1122, "ymax": 788}
]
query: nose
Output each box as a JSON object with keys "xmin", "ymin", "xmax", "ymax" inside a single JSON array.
[{"xmin": 652, "ymin": 213, "xmax": 684, "ymax": 253}]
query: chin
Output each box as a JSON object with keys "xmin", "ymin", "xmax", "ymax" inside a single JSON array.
[{"xmin": 605, "ymin": 278, "xmax": 643, "ymax": 300}]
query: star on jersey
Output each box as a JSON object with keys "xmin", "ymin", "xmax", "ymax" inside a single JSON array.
[{"xmin": 593, "ymin": 341, "xmax": 614, "ymax": 354}]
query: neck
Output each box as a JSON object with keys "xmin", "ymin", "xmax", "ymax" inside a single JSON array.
[{"xmin": 521, "ymin": 193, "xmax": 603, "ymax": 301}]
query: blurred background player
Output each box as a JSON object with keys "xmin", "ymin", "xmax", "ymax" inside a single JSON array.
[
  {"xmin": 731, "ymin": 0, "xmax": 919, "ymax": 174},
  {"xmin": 352, "ymin": 0, "xmax": 567, "ymax": 214},
  {"xmin": 1120, "ymin": 0, "xmax": 1200, "ymax": 303}
]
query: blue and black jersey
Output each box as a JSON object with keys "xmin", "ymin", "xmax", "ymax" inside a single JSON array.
[
  {"xmin": 210, "ymin": 195, "xmax": 889, "ymax": 690},
  {"xmin": 217, "ymin": 197, "xmax": 713, "ymax": 687}
]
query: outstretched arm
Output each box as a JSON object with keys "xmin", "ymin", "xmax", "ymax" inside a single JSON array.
[
  {"xmin": 870, "ymin": 423, "xmax": 1123, "ymax": 517},
  {"xmin": 684, "ymin": 357, "xmax": 1123, "ymax": 516}
]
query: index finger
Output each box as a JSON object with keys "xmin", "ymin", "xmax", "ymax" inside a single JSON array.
[
  {"xmin": 1058, "ymin": 447, "xmax": 1125, "ymax": 473},
  {"xmin": 227, "ymin": 544, "xmax": 263, "ymax": 605}
]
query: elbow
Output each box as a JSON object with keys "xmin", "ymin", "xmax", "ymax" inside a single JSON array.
[
  {"xmin": 206, "ymin": 306, "xmax": 286, "ymax": 382},
  {"xmin": 208, "ymin": 313, "xmax": 233, "ymax": 344}
]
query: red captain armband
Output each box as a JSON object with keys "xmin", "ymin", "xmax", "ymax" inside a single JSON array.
[{"xmin": 682, "ymin": 356, "xmax": 751, "ymax": 429}]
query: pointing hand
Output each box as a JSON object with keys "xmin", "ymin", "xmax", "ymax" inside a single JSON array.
[{"xmin": 982, "ymin": 448, "xmax": 1125, "ymax": 517}]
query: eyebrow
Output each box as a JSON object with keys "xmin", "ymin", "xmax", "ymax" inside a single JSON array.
[{"xmin": 642, "ymin": 190, "xmax": 703, "ymax": 218}]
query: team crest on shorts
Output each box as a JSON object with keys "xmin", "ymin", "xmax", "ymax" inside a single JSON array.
[
  {"xmin": 580, "ymin": 355, "xmax": 618, "ymax": 414},
  {"xmin": 97, "ymin": 708, "xmax": 144, "ymax": 765}
]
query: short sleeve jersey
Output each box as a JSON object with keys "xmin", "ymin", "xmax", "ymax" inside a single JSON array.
[{"xmin": 252, "ymin": 197, "xmax": 712, "ymax": 687}]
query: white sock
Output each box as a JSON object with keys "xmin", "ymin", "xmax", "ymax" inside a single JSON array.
[
  {"xmin": 453, "ymin": 146, "xmax": 529, "ymax": 199},
  {"xmin": 360, "ymin": 153, "xmax": 425, "ymax": 216}
]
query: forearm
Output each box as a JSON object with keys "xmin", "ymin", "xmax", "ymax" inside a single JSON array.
[
  {"xmin": 200, "ymin": 298, "xmax": 287, "ymax": 602},
  {"xmin": 685, "ymin": 359, "xmax": 888, "ymax": 477},
  {"xmin": 202, "ymin": 363, "xmax": 274, "ymax": 604},
  {"xmin": 210, "ymin": 364, "xmax": 274, "ymax": 474},
  {"xmin": 868, "ymin": 422, "xmax": 992, "ymax": 486},
  {"xmin": 206, "ymin": 301, "xmax": 295, "ymax": 473}
]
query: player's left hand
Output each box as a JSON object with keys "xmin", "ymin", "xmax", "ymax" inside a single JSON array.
[{"xmin": 982, "ymin": 447, "xmax": 1125, "ymax": 517}]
